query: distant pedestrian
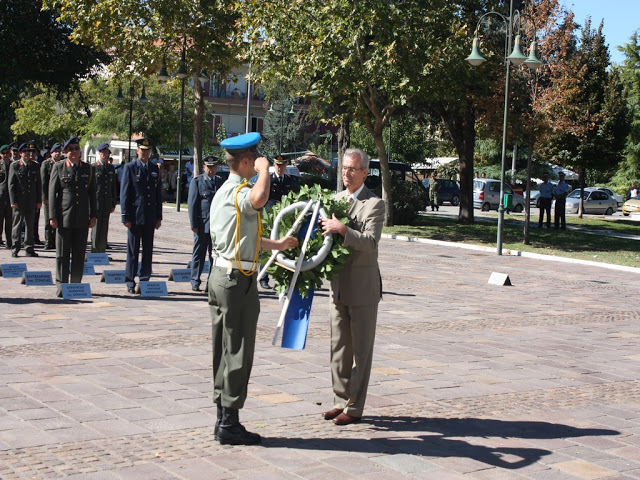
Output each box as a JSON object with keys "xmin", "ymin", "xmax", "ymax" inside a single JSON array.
[
  {"xmin": 538, "ymin": 172, "xmax": 553, "ymax": 228},
  {"xmin": 120, "ymin": 138, "xmax": 163, "ymax": 294},
  {"xmin": 41, "ymin": 143, "xmax": 63, "ymax": 250},
  {"xmin": 429, "ymin": 172, "xmax": 440, "ymax": 211},
  {"xmin": 8, "ymin": 141, "xmax": 42, "ymax": 257},
  {"xmin": 553, "ymin": 171, "xmax": 569, "ymax": 230},
  {"xmin": 49, "ymin": 137, "xmax": 96, "ymax": 297},
  {"xmin": 91, "ymin": 143, "xmax": 118, "ymax": 253},
  {"xmin": 0, "ymin": 144, "xmax": 12, "ymax": 248},
  {"xmin": 187, "ymin": 155, "xmax": 223, "ymax": 291}
]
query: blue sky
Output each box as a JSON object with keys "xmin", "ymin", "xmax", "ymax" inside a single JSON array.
[{"xmin": 561, "ymin": 0, "xmax": 639, "ymax": 65}]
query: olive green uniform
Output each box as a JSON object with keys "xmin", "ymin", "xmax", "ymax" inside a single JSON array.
[
  {"xmin": 49, "ymin": 160, "xmax": 96, "ymax": 294},
  {"xmin": 9, "ymin": 159, "xmax": 42, "ymax": 254},
  {"xmin": 41, "ymin": 158, "xmax": 57, "ymax": 248},
  {"xmin": 91, "ymin": 160, "xmax": 117, "ymax": 253},
  {"xmin": 208, "ymin": 173, "xmax": 261, "ymax": 409},
  {"xmin": 0, "ymin": 159, "xmax": 11, "ymax": 247},
  {"xmin": 429, "ymin": 177, "xmax": 440, "ymax": 211}
]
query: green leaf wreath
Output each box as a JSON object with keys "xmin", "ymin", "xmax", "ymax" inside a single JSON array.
[{"xmin": 261, "ymin": 184, "xmax": 351, "ymax": 298}]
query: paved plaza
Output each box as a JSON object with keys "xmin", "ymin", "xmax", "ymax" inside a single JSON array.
[{"xmin": 1, "ymin": 207, "xmax": 640, "ymax": 479}]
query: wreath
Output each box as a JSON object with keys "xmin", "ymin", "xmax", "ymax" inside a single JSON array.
[{"xmin": 261, "ymin": 184, "xmax": 351, "ymax": 298}]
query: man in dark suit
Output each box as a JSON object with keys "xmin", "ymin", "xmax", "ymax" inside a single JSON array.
[
  {"xmin": 9, "ymin": 141, "xmax": 42, "ymax": 257},
  {"xmin": 320, "ymin": 148, "xmax": 385, "ymax": 426},
  {"xmin": 0, "ymin": 144, "xmax": 13, "ymax": 249},
  {"xmin": 187, "ymin": 155, "xmax": 223, "ymax": 291},
  {"xmin": 120, "ymin": 138, "xmax": 163, "ymax": 293},
  {"xmin": 41, "ymin": 143, "xmax": 62, "ymax": 250},
  {"xmin": 91, "ymin": 142, "xmax": 118, "ymax": 253},
  {"xmin": 49, "ymin": 137, "xmax": 97, "ymax": 297}
]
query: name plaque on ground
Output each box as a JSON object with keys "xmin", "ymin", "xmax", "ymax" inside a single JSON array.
[
  {"xmin": 1, "ymin": 263, "xmax": 27, "ymax": 278},
  {"xmin": 101, "ymin": 270, "xmax": 126, "ymax": 284},
  {"xmin": 83, "ymin": 263, "xmax": 96, "ymax": 275},
  {"xmin": 86, "ymin": 253, "xmax": 109, "ymax": 265},
  {"xmin": 61, "ymin": 283, "xmax": 92, "ymax": 299},
  {"xmin": 139, "ymin": 281, "xmax": 168, "ymax": 297},
  {"xmin": 169, "ymin": 269, "xmax": 191, "ymax": 282},
  {"xmin": 22, "ymin": 271, "xmax": 53, "ymax": 286}
]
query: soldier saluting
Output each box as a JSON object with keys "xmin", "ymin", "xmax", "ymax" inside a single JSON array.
[
  {"xmin": 9, "ymin": 140, "xmax": 42, "ymax": 257},
  {"xmin": 49, "ymin": 137, "xmax": 97, "ymax": 297}
]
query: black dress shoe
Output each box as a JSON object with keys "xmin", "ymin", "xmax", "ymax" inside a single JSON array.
[
  {"xmin": 45, "ymin": 244, "xmax": 55, "ymax": 250},
  {"xmin": 323, "ymin": 408, "xmax": 343, "ymax": 420},
  {"xmin": 11, "ymin": 251, "xmax": 18, "ymax": 257},
  {"xmin": 127, "ymin": 286, "xmax": 136, "ymax": 294},
  {"xmin": 333, "ymin": 413, "xmax": 361, "ymax": 425},
  {"xmin": 26, "ymin": 250, "xmax": 38, "ymax": 257},
  {"xmin": 259, "ymin": 279, "xmax": 270, "ymax": 289},
  {"xmin": 192, "ymin": 285, "xmax": 200, "ymax": 292},
  {"xmin": 34, "ymin": 239, "xmax": 44, "ymax": 246}
]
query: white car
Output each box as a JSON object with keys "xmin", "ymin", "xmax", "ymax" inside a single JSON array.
[
  {"xmin": 561, "ymin": 188, "xmax": 618, "ymax": 215},
  {"xmin": 594, "ymin": 187, "xmax": 623, "ymax": 206},
  {"xmin": 473, "ymin": 178, "xmax": 526, "ymax": 212}
]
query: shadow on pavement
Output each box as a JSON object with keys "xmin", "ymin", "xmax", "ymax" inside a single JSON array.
[{"xmin": 266, "ymin": 416, "xmax": 619, "ymax": 470}]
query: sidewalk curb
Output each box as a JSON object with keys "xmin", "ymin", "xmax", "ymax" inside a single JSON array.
[{"xmin": 382, "ymin": 233, "xmax": 640, "ymax": 275}]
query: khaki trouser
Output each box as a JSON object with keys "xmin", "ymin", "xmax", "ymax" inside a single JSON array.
[{"xmin": 208, "ymin": 267, "xmax": 260, "ymax": 409}]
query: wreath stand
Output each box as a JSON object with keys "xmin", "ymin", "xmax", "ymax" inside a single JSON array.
[{"xmin": 258, "ymin": 200, "xmax": 333, "ymax": 349}]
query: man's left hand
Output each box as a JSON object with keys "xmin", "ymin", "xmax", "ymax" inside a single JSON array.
[{"xmin": 320, "ymin": 214, "xmax": 347, "ymax": 237}]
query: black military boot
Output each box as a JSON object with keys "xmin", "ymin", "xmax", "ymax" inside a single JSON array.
[{"xmin": 216, "ymin": 407, "xmax": 261, "ymax": 445}]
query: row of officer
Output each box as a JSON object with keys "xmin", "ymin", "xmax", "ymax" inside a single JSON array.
[{"xmin": 41, "ymin": 143, "xmax": 63, "ymax": 249}]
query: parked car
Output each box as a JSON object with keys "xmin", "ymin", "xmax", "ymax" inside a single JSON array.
[
  {"xmin": 525, "ymin": 182, "xmax": 557, "ymax": 207},
  {"xmin": 562, "ymin": 188, "xmax": 617, "ymax": 215},
  {"xmin": 594, "ymin": 187, "xmax": 623, "ymax": 206},
  {"xmin": 621, "ymin": 196, "xmax": 640, "ymax": 216},
  {"xmin": 422, "ymin": 178, "xmax": 460, "ymax": 206},
  {"xmin": 473, "ymin": 178, "xmax": 526, "ymax": 212}
]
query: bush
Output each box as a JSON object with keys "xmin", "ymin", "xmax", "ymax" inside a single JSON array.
[{"xmin": 390, "ymin": 177, "xmax": 428, "ymax": 226}]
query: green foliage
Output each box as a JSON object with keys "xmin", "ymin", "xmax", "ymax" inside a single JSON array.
[
  {"xmin": 388, "ymin": 176, "xmax": 429, "ymax": 225},
  {"xmin": 261, "ymin": 184, "xmax": 351, "ymax": 297},
  {"xmin": 262, "ymin": 97, "xmax": 311, "ymax": 158}
]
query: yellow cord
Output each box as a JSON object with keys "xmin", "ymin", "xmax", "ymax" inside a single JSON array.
[{"xmin": 233, "ymin": 180, "xmax": 262, "ymax": 276}]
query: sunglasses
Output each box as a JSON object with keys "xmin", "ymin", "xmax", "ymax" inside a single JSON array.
[{"xmin": 67, "ymin": 146, "xmax": 81, "ymax": 152}]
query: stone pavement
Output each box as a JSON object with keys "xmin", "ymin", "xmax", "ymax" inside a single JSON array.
[{"xmin": 1, "ymin": 206, "xmax": 640, "ymax": 479}]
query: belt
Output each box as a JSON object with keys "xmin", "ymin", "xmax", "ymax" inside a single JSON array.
[{"xmin": 211, "ymin": 257, "xmax": 256, "ymax": 271}]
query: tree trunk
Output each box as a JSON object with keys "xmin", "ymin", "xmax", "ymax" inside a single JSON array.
[
  {"xmin": 192, "ymin": 74, "xmax": 205, "ymax": 177},
  {"xmin": 336, "ymin": 119, "xmax": 350, "ymax": 193},
  {"xmin": 578, "ymin": 168, "xmax": 585, "ymax": 219},
  {"xmin": 439, "ymin": 103, "xmax": 475, "ymax": 224},
  {"xmin": 371, "ymin": 118, "xmax": 393, "ymax": 226}
]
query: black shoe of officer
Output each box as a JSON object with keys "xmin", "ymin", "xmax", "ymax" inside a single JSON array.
[
  {"xmin": 45, "ymin": 244, "xmax": 55, "ymax": 250},
  {"xmin": 26, "ymin": 249, "xmax": 38, "ymax": 257},
  {"xmin": 259, "ymin": 277, "xmax": 270, "ymax": 289},
  {"xmin": 214, "ymin": 405, "xmax": 222, "ymax": 438},
  {"xmin": 11, "ymin": 251, "xmax": 18, "ymax": 257},
  {"xmin": 216, "ymin": 408, "xmax": 261, "ymax": 445}
]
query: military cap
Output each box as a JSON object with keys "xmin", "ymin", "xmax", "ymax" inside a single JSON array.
[
  {"xmin": 274, "ymin": 154, "xmax": 287, "ymax": 165},
  {"xmin": 0, "ymin": 144, "xmax": 10, "ymax": 153},
  {"xmin": 49, "ymin": 143, "xmax": 62, "ymax": 153},
  {"xmin": 558, "ymin": 171, "xmax": 565, "ymax": 177},
  {"xmin": 63, "ymin": 136, "xmax": 80, "ymax": 151},
  {"xmin": 203, "ymin": 155, "xmax": 219, "ymax": 166},
  {"xmin": 97, "ymin": 142, "xmax": 111, "ymax": 152},
  {"xmin": 135, "ymin": 138, "xmax": 152, "ymax": 150},
  {"xmin": 220, "ymin": 132, "xmax": 260, "ymax": 153},
  {"xmin": 9, "ymin": 141, "xmax": 18, "ymax": 151},
  {"xmin": 18, "ymin": 140, "xmax": 38, "ymax": 152}
]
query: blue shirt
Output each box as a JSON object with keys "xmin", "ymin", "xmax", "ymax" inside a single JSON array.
[{"xmin": 539, "ymin": 182, "xmax": 553, "ymax": 199}]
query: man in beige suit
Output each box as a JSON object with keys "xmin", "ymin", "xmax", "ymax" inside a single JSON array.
[{"xmin": 319, "ymin": 148, "xmax": 385, "ymax": 426}]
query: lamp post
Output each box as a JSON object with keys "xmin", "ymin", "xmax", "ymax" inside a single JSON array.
[
  {"xmin": 116, "ymin": 79, "xmax": 148, "ymax": 163},
  {"xmin": 466, "ymin": 0, "xmax": 542, "ymax": 255},
  {"xmin": 268, "ymin": 102, "xmax": 295, "ymax": 154},
  {"xmin": 158, "ymin": 48, "xmax": 209, "ymax": 212}
]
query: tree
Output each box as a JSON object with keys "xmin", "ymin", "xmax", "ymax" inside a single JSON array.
[
  {"xmin": 0, "ymin": 0, "xmax": 108, "ymax": 139},
  {"xmin": 240, "ymin": 0, "xmax": 455, "ymax": 225},
  {"xmin": 43, "ymin": 0, "xmax": 239, "ymax": 172},
  {"xmin": 537, "ymin": 18, "xmax": 630, "ymax": 215}
]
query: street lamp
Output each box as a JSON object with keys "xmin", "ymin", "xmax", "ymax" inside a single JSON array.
[
  {"xmin": 116, "ymin": 79, "xmax": 148, "ymax": 163},
  {"xmin": 466, "ymin": 0, "xmax": 542, "ymax": 255},
  {"xmin": 268, "ymin": 102, "xmax": 295, "ymax": 154},
  {"xmin": 157, "ymin": 49, "xmax": 209, "ymax": 212}
]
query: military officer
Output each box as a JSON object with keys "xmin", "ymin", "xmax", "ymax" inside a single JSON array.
[
  {"xmin": 41, "ymin": 143, "xmax": 62, "ymax": 250},
  {"xmin": 49, "ymin": 137, "xmax": 97, "ymax": 297},
  {"xmin": 120, "ymin": 138, "xmax": 163, "ymax": 293},
  {"xmin": 8, "ymin": 141, "xmax": 42, "ymax": 257},
  {"xmin": 208, "ymin": 132, "xmax": 298, "ymax": 445},
  {"xmin": 187, "ymin": 155, "xmax": 224, "ymax": 291},
  {"xmin": 91, "ymin": 142, "xmax": 118, "ymax": 253},
  {"xmin": 0, "ymin": 144, "xmax": 12, "ymax": 248},
  {"xmin": 10, "ymin": 142, "xmax": 20, "ymax": 163}
]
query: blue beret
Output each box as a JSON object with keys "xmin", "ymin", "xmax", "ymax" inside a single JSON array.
[
  {"xmin": 97, "ymin": 142, "xmax": 111, "ymax": 152},
  {"xmin": 63, "ymin": 137, "xmax": 80, "ymax": 151},
  {"xmin": 49, "ymin": 143, "xmax": 62, "ymax": 153},
  {"xmin": 135, "ymin": 138, "xmax": 151, "ymax": 149},
  {"xmin": 220, "ymin": 132, "xmax": 261, "ymax": 153},
  {"xmin": 18, "ymin": 140, "xmax": 38, "ymax": 152}
]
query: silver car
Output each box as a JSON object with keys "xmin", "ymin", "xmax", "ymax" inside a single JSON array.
[
  {"xmin": 563, "ymin": 188, "xmax": 618, "ymax": 215},
  {"xmin": 473, "ymin": 178, "xmax": 525, "ymax": 212}
]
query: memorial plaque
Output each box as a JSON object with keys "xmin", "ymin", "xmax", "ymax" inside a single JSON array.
[
  {"xmin": 86, "ymin": 253, "xmax": 109, "ymax": 265},
  {"xmin": 82, "ymin": 263, "xmax": 96, "ymax": 275},
  {"xmin": 101, "ymin": 270, "xmax": 126, "ymax": 284},
  {"xmin": 169, "ymin": 268, "xmax": 191, "ymax": 282},
  {"xmin": 1, "ymin": 263, "xmax": 27, "ymax": 278},
  {"xmin": 139, "ymin": 281, "xmax": 168, "ymax": 297},
  {"xmin": 61, "ymin": 283, "xmax": 92, "ymax": 299},
  {"xmin": 22, "ymin": 271, "xmax": 53, "ymax": 286}
]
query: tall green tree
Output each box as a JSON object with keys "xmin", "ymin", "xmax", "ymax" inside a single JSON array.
[
  {"xmin": 43, "ymin": 0, "xmax": 238, "ymax": 172},
  {"xmin": 240, "ymin": 0, "xmax": 455, "ymax": 225}
]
